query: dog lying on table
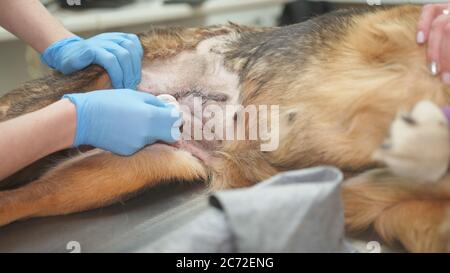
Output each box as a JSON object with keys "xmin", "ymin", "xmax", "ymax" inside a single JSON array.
[{"xmin": 1, "ymin": 5, "xmax": 450, "ymax": 252}]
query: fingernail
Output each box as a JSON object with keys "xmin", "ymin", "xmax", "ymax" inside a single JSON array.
[
  {"xmin": 429, "ymin": 61, "xmax": 439, "ymax": 76},
  {"xmin": 416, "ymin": 31, "xmax": 425, "ymax": 44},
  {"xmin": 442, "ymin": 72, "xmax": 450, "ymax": 85}
]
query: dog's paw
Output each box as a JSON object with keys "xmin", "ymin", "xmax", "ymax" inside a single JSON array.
[{"xmin": 373, "ymin": 100, "xmax": 450, "ymax": 182}]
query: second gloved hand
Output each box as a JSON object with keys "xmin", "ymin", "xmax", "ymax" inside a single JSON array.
[
  {"xmin": 41, "ymin": 33, "xmax": 143, "ymax": 89},
  {"xmin": 63, "ymin": 89, "xmax": 182, "ymax": 156}
]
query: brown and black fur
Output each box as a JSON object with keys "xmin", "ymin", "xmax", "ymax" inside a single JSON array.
[{"xmin": 1, "ymin": 5, "xmax": 450, "ymax": 252}]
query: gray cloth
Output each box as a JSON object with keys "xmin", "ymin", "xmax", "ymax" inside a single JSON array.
[{"xmin": 144, "ymin": 166, "xmax": 356, "ymax": 253}]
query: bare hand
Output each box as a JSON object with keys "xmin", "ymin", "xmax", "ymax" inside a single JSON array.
[{"xmin": 417, "ymin": 3, "xmax": 450, "ymax": 84}]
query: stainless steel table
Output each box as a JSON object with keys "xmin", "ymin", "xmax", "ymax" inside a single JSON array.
[{"xmin": 0, "ymin": 183, "xmax": 208, "ymax": 253}]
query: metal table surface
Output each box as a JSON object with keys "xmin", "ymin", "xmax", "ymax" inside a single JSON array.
[
  {"xmin": 0, "ymin": 182, "xmax": 208, "ymax": 253},
  {"xmin": 0, "ymin": 181, "xmax": 400, "ymax": 253}
]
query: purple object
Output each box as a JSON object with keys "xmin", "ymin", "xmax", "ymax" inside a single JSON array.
[{"xmin": 442, "ymin": 107, "xmax": 450, "ymax": 129}]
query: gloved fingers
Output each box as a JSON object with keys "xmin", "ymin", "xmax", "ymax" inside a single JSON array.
[
  {"xmin": 169, "ymin": 127, "xmax": 182, "ymax": 143},
  {"xmin": 152, "ymin": 104, "xmax": 182, "ymax": 124},
  {"xmin": 171, "ymin": 111, "xmax": 184, "ymax": 128},
  {"xmin": 158, "ymin": 126, "xmax": 181, "ymax": 143},
  {"xmin": 126, "ymin": 34, "xmax": 144, "ymax": 58},
  {"xmin": 55, "ymin": 45, "xmax": 95, "ymax": 75},
  {"xmin": 123, "ymin": 34, "xmax": 144, "ymax": 63},
  {"xmin": 96, "ymin": 33, "xmax": 144, "ymax": 59},
  {"xmin": 103, "ymin": 41, "xmax": 135, "ymax": 89},
  {"xmin": 41, "ymin": 36, "xmax": 86, "ymax": 73},
  {"xmin": 167, "ymin": 104, "xmax": 183, "ymax": 125},
  {"xmin": 117, "ymin": 37, "xmax": 143, "ymax": 88},
  {"xmin": 116, "ymin": 89, "xmax": 168, "ymax": 107},
  {"xmin": 147, "ymin": 106, "xmax": 182, "ymax": 143},
  {"xmin": 93, "ymin": 48, "xmax": 124, "ymax": 89},
  {"xmin": 165, "ymin": 107, "xmax": 183, "ymax": 143},
  {"xmin": 134, "ymin": 91, "xmax": 167, "ymax": 107},
  {"xmin": 156, "ymin": 95, "xmax": 181, "ymax": 125}
]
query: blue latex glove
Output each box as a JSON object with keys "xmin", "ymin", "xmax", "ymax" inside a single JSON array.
[
  {"xmin": 41, "ymin": 33, "xmax": 144, "ymax": 89},
  {"xmin": 63, "ymin": 89, "xmax": 182, "ymax": 156}
]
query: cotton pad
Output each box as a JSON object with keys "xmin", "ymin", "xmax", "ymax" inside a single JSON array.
[{"xmin": 157, "ymin": 94, "xmax": 179, "ymax": 110}]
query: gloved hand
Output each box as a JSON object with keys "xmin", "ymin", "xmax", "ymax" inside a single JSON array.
[
  {"xmin": 41, "ymin": 33, "xmax": 143, "ymax": 89},
  {"xmin": 63, "ymin": 89, "xmax": 182, "ymax": 156}
]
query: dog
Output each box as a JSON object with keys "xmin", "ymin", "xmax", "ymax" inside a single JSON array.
[{"xmin": 1, "ymin": 5, "xmax": 450, "ymax": 252}]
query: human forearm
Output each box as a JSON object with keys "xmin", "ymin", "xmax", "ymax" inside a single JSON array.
[
  {"xmin": 0, "ymin": 89, "xmax": 181, "ymax": 181},
  {"xmin": 0, "ymin": 0, "xmax": 74, "ymax": 53},
  {"xmin": 0, "ymin": 99, "xmax": 76, "ymax": 180},
  {"xmin": 0, "ymin": 0, "xmax": 143, "ymax": 89}
]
